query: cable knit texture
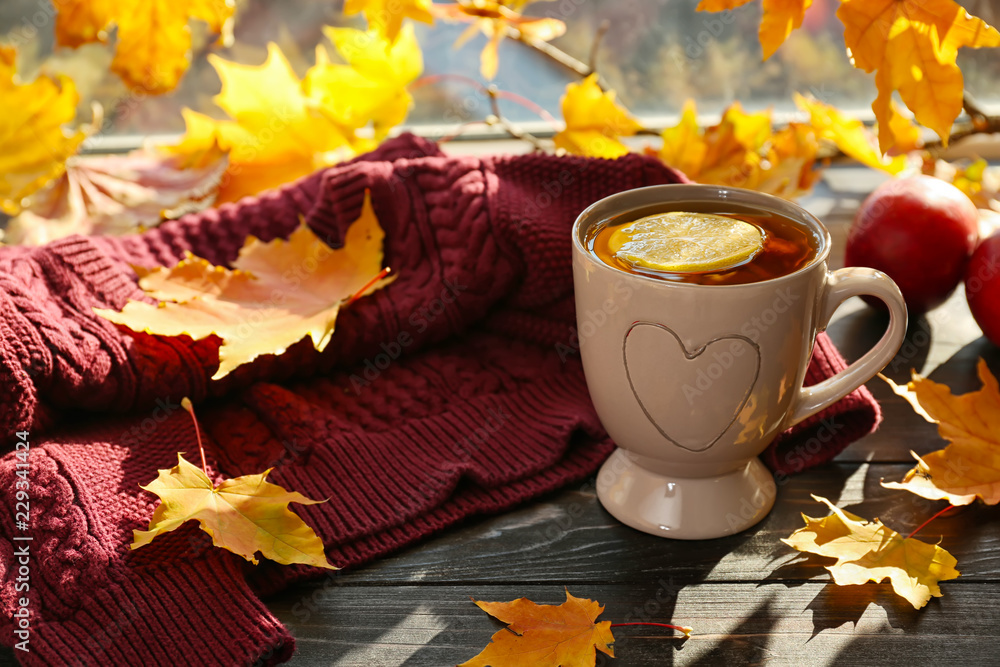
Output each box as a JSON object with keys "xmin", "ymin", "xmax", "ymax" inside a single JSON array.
[{"xmin": 0, "ymin": 135, "xmax": 881, "ymax": 665}]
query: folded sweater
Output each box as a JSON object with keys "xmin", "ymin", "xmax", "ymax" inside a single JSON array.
[{"xmin": 0, "ymin": 135, "xmax": 879, "ymax": 665}]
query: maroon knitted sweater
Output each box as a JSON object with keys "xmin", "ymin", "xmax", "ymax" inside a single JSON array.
[{"xmin": 0, "ymin": 135, "xmax": 879, "ymax": 665}]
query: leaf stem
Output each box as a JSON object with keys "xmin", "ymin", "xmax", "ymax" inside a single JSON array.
[
  {"xmin": 907, "ymin": 504, "xmax": 954, "ymax": 539},
  {"xmin": 610, "ymin": 621, "xmax": 692, "ymax": 637},
  {"xmin": 181, "ymin": 397, "xmax": 209, "ymax": 479},
  {"xmin": 348, "ymin": 267, "xmax": 391, "ymax": 306}
]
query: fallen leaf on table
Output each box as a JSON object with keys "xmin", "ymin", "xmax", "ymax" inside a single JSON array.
[
  {"xmin": 697, "ymin": 0, "xmax": 814, "ymax": 60},
  {"xmin": 782, "ymin": 495, "xmax": 959, "ymax": 609},
  {"xmin": 134, "ymin": 453, "xmax": 335, "ymax": 568},
  {"xmin": 94, "ymin": 191, "xmax": 394, "ymax": 379},
  {"xmin": 344, "ymin": 0, "xmax": 434, "ymax": 44},
  {"xmin": 554, "ymin": 74, "xmax": 641, "ymax": 159},
  {"xmin": 0, "ymin": 46, "xmax": 86, "ymax": 215},
  {"xmin": 133, "ymin": 399, "xmax": 335, "ymax": 569},
  {"xmin": 461, "ymin": 590, "xmax": 615, "ymax": 667},
  {"xmin": 434, "ymin": 1, "xmax": 566, "ymax": 80},
  {"xmin": 5, "ymin": 143, "xmax": 227, "ymax": 245},
  {"xmin": 54, "ymin": 0, "xmax": 235, "ymax": 94},
  {"xmin": 837, "ymin": 0, "xmax": 1000, "ymax": 146},
  {"xmin": 653, "ymin": 99, "xmax": 821, "ymax": 199},
  {"xmin": 164, "ymin": 29, "xmax": 420, "ymax": 203},
  {"xmin": 881, "ymin": 360, "xmax": 1000, "ymax": 505}
]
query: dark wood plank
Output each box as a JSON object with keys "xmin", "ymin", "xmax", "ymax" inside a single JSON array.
[
  {"xmin": 268, "ymin": 582, "xmax": 1000, "ymax": 666},
  {"xmin": 317, "ymin": 463, "xmax": 998, "ymax": 586}
]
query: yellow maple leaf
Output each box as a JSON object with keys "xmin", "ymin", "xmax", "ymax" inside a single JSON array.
[
  {"xmin": 658, "ymin": 100, "xmax": 706, "ymax": 180},
  {"xmin": 95, "ymin": 192, "xmax": 394, "ymax": 379},
  {"xmin": 881, "ymin": 360, "xmax": 1000, "ymax": 505},
  {"xmin": 344, "ymin": 0, "xmax": 434, "ymax": 44},
  {"xmin": 554, "ymin": 74, "xmax": 641, "ymax": 159},
  {"xmin": 655, "ymin": 100, "xmax": 820, "ymax": 199},
  {"xmin": 461, "ymin": 590, "xmax": 617, "ymax": 666},
  {"xmin": 305, "ymin": 25, "xmax": 424, "ymax": 141},
  {"xmin": 54, "ymin": 0, "xmax": 235, "ymax": 94},
  {"xmin": 0, "ymin": 46, "xmax": 86, "ymax": 215},
  {"xmin": 795, "ymin": 93, "xmax": 908, "ymax": 174},
  {"xmin": 783, "ymin": 495, "xmax": 960, "ymax": 609},
  {"xmin": 133, "ymin": 398, "xmax": 335, "ymax": 569},
  {"xmin": 434, "ymin": 1, "xmax": 565, "ymax": 79},
  {"xmin": 165, "ymin": 28, "xmax": 419, "ymax": 203},
  {"xmin": 697, "ymin": 0, "xmax": 813, "ymax": 60},
  {"xmin": 838, "ymin": 0, "xmax": 1000, "ymax": 146}
]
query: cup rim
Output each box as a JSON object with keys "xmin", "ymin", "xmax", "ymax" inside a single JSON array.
[{"xmin": 572, "ymin": 184, "xmax": 832, "ymax": 289}]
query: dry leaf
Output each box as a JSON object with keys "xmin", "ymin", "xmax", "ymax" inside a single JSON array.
[
  {"xmin": 133, "ymin": 453, "xmax": 335, "ymax": 569},
  {"xmin": 0, "ymin": 46, "xmax": 86, "ymax": 215},
  {"xmin": 344, "ymin": 0, "xmax": 434, "ymax": 44},
  {"xmin": 697, "ymin": 0, "xmax": 813, "ymax": 60},
  {"xmin": 54, "ymin": 0, "xmax": 235, "ymax": 94},
  {"xmin": 795, "ymin": 93, "xmax": 909, "ymax": 174},
  {"xmin": 461, "ymin": 589, "xmax": 615, "ymax": 667},
  {"xmin": 554, "ymin": 74, "xmax": 641, "ymax": 159},
  {"xmin": 5, "ymin": 143, "xmax": 227, "ymax": 245},
  {"xmin": 434, "ymin": 1, "xmax": 565, "ymax": 79},
  {"xmin": 838, "ymin": 0, "xmax": 1000, "ymax": 146},
  {"xmin": 94, "ymin": 191, "xmax": 394, "ymax": 379},
  {"xmin": 165, "ymin": 29, "xmax": 419, "ymax": 203},
  {"xmin": 654, "ymin": 99, "xmax": 820, "ymax": 199},
  {"xmin": 881, "ymin": 360, "xmax": 1000, "ymax": 505},
  {"xmin": 783, "ymin": 495, "xmax": 960, "ymax": 609}
]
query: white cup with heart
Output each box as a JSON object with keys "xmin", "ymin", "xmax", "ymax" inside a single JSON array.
[{"xmin": 572, "ymin": 184, "xmax": 906, "ymax": 539}]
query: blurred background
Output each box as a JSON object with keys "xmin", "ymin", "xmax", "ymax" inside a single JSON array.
[{"xmin": 2, "ymin": 0, "xmax": 999, "ymax": 140}]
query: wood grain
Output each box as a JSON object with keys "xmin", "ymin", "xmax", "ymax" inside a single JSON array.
[{"xmin": 267, "ymin": 582, "xmax": 1000, "ymax": 666}]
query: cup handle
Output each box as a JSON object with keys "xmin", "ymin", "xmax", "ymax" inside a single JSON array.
[{"xmin": 785, "ymin": 267, "xmax": 907, "ymax": 428}]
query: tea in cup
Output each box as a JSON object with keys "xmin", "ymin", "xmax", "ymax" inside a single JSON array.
[{"xmin": 572, "ymin": 185, "xmax": 906, "ymax": 539}]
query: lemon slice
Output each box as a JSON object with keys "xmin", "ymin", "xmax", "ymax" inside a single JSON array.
[{"xmin": 608, "ymin": 212, "xmax": 764, "ymax": 273}]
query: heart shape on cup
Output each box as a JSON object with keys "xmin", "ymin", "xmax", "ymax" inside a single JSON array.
[{"xmin": 623, "ymin": 322, "xmax": 760, "ymax": 453}]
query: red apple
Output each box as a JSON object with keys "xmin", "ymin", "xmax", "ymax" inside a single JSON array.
[
  {"xmin": 845, "ymin": 175, "xmax": 979, "ymax": 314},
  {"xmin": 966, "ymin": 232, "xmax": 1000, "ymax": 345}
]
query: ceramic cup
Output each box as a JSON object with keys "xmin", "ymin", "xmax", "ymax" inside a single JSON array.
[{"xmin": 572, "ymin": 184, "xmax": 907, "ymax": 540}]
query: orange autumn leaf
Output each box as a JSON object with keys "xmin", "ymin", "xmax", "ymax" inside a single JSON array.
[
  {"xmin": 881, "ymin": 360, "xmax": 1000, "ymax": 505},
  {"xmin": 133, "ymin": 399, "xmax": 334, "ymax": 569},
  {"xmin": 697, "ymin": 0, "xmax": 813, "ymax": 60},
  {"xmin": 54, "ymin": 0, "xmax": 235, "ymax": 94},
  {"xmin": 434, "ymin": 1, "xmax": 565, "ymax": 79},
  {"xmin": 554, "ymin": 74, "xmax": 641, "ymax": 159},
  {"xmin": 795, "ymin": 93, "xmax": 909, "ymax": 174},
  {"xmin": 94, "ymin": 191, "xmax": 394, "ymax": 379},
  {"xmin": 837, "ymin": 0, "xmax": 1000, "ymax": 146},
  {"xmin": 654, "ymin": 99, "xmax": 820, "ymax": 199},
  {"xmin": 783, "ymin": 495, "xmax": 960, "ymax": 609},
  {"xmin": 0, "ymin": 46, "xmax": 86, "ymax": 215},
  {"xmin": 461, "ymin": 590, "xmax": 615, "ymax": 667}
]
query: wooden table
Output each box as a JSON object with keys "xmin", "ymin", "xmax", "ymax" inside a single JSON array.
[{"xmin": 265, "ymin": 169, "xmax": 1000, "ymax": 666}]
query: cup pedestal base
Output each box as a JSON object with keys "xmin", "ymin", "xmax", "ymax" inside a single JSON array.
[{"xmin": 596, "ymin": 449, "xmax": 776, "ymax": 540}]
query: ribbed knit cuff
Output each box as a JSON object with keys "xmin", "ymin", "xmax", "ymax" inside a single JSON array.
[
  {"xmin": 21, "ymin": 556, "xmax": 293, "ymax": 667},
  {"xmin": 762, "ymin": 332, "xmax": 882, "ymax": 475},
  {"xmin": 43, "ymin": 236, "xmax": 141, "ymax": 309}
]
